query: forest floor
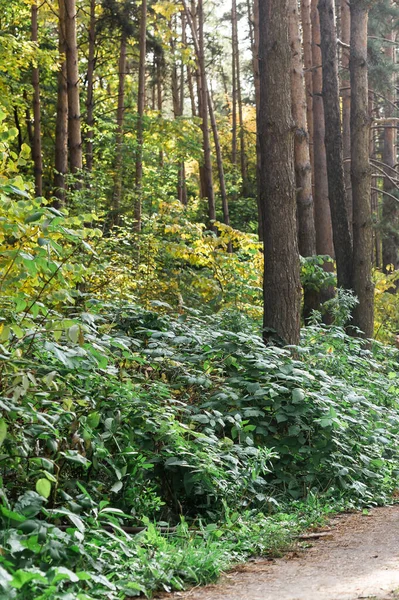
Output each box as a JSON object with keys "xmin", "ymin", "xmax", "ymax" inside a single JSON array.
[{"xmin": 162, "ymin": 505, "xmax": 399, "ymax": 600}]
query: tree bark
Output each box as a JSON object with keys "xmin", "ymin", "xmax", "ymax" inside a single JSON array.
[
  {"xmin": 208, "ymin": 90, "xmax": 230, "ymax": 231},
  {"xmin": 350, "ymin": 0, "xmax": 374, "ymax": 338},
  {"xmin": 183, "ymin": 0, "xmax": 216, "ymax": 225},
  {"xmin": 258, "ymin": 0, "xmax": 302, "ymax": 346},
  {"xmin": 341, "ymin": 0, "xmax": 352, "ymax": 227},
  {"xmin": 64, "ymin": 0, "xmax": 82, "ymax": 178},
  {"xmin": 133, "ymin": 0, "xmax": 147, "ymax": 232},
  {"xmin": 231, "ymin": 0, "xmax": 238, "ymax": 167},
  {"xmin": 289, "ymin": 0, "xmax": 316, "ymax": 258},
  {"xmin": 54, "ymin": 0, "xmax": 68, "ymax": 205},
  {"xmin": 31, "ymin": 0, "xmax": 43, "ymax": 197},
  {"xmin": 300, "ymin": 0, "xmax": 314, "ymax": 173},
  {"xmin": 85, "ymin": 0, "xmax": 96, "ymax": 172},
  {"xmin": 112, "ymin": 33, "xmax": 127, "ymax": 225},
  {"xmin": 382, "ymin": 26, "xmax": 398, "ymax": 274},
  {"xmin": 318, "ymin": 0, "xmax": 353, "ymax": 291},
  {"xmin": 311, "ymin": 0, "xmax": 334, "ymax": 257}
]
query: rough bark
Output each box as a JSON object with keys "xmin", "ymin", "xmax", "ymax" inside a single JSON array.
[
  {"xmin": 289, "ymin": 0, "xmax": 316, "ymax": 258},
  {"xmin": 258, "ymin": 0, "xmax": 302, "ymax": 346},
  {"xmin": 231, "ymin": 0, "xmax": 238, "ymax": 166},
  {"xmin": 64, "ymin": 0, "xmax": 83, "ymax": 176},
  {"xmin": 300, "ymin": 0, "xmax": 314, "ymax": 172},
  {"xmin": 112, "ymin": 33, "xmax": 127, "ymax": 225},
  {"xmin": 341, "ymin": 0, "xmax": 352, "ymax": 227},
  {"xmin": 208, "ymin": 90, "xmax": 230, "ymax": 230},
  {"xmin": 350, "ymin": 0, "xmax": 374, "ymax": 338},
  {"xmin": 133, "ymin": 0, "xmax": 147, "ymax": 232},
  {"xmin": 31, "ymin": 0, "xmax": 43, "ymax": 197},
  {"xmin": 318, "ymin": 0, "xmax": 353, "ymax": 291},
  {"xmin": 85, "ymin": 0, "xmax": 96, "ymax": 172},
  {"xmin": 54, "ymin": 0, "xmax": 68, "ymax": 205},
  {"xmin": 382, "ymin": 27, "xmax": 398, "ymax": 274},
  {"xmin": 183, "ymin": 0, "xmax": 216, "ymax": 225},
  {"xmin": 311, "ymin": 0, "xmax": 334, "ymax": 257}
]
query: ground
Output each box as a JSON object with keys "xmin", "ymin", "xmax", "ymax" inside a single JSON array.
[{"xmin": 162, "ymin": 505, "xmax": 399, "ymax": 600}]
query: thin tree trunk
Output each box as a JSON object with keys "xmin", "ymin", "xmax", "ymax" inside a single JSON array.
[
  {"xmin": 311, "ymin": 0, "xmax": 334, "ymax": 257},
  {"xmin": 290, "ymin": 0, "xmax": 317, "ymax": 322},
  {"xmin": 183, "ymin": 0, "xmax": 216, "ymax": 225},
  {"xmin": 85, "ymin": 0, "xmax": 96, "ymax": 172},
  {"xmin": 289, "ymin": 0, "xmax": 316, "ymax": 258},
  {"xmin": 382, "ymin": 26, "xmax": 398, "ymax": 274},
  {"xmin": 64, "ymin": 0, "xmax": 83, "ymax": 178},
  {"xmin": 208, "ymin": 89, "xmax": 230, "ymax": 231},
  {"xmin": 54, "ymin": 0, "xmax": 68, "ymax": 205},
  {"xmin": 301, "ymin": 0, "xmax": 314, "ymax": 174},
  {"xmin": 318, "ymin": 0, "xmax": 353, "ymax": 291},
  {"xmin": 235, "ymin": 11, "xmax": 247, "ymax": 192},
  {"xmin": 157, "ymin": 56, "xmax": 164, "ymax": 168},
  {"xmin": 252, "ymin": 0, "xmax": 262, "ymax": 240},
  {"xmin": 258, "ymin": 0, "xmax": 301, "ymax": 346},
  {"xmin": 350, "ymin": 0, "xmax": 374, "ymax": 338},
  {"xmin": 231, "ymin": 0, "xmax": 238, "ymax": 167},
  {"xmin": 31, "ymin": 0, "xmax": 43, "ymax": 197},
  {"xmin": 341, "ymin": 0, "xmax": 352, "ymax": 227},
  {"xmin": 112, "ymin": 33, "xmax": 127, "ymax": 225},
  {"xmin": 133, "ymin": 0, "xmax": 147, "ymax": 232}
]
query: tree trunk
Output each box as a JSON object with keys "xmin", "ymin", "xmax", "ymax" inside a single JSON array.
[
  {"xmin": 311, "ymin": 0, "xmax": 334, "ymax": 257},
  {"xmin": 350, "ymin": 0, "xmax": 374, "ymax": 338},
  {"xmin": 183, "ymin": 0, "xmax": 216, "ymax": 225},
  {"xmin": 235, "ymin": 12, "xmax": 247, "ymax": 193},
  {"xmin": 133, "ymin": 0, "xmax": 147, "ymax": 232},
  {"xmin": 54, "ymin": 0, "xmax": 68, "ymax": 205},
  {"xmin": 300, "ymin": 0, "xmax": 314, "ymax": 174},
  {"xmin": 251, "ymin": 0, "xmax": 262, "ymax": 240},
  {"xmin": 341, "ymin": 0, "xmax": 352, "ymax": 227},
  {"xmin": 112, "ymin": 33, "xmax": 127, "ymax": 225},
  {"xmin": 382, "ymin": 26, "xmax": 398, "ymax": 274},
  {"xmin": 208, "ymin": 89, "xmax": 230, "ymax": 231},
  {"xmin": 289, "ymin": 0, "xmax": 318, "ymax": 322},
  {"xmin": 289, "ymin": 0, "xmax": 316, "ymax": 258},
  {"xmin": 231, "ymin": 0, "xmax": 238, "ymax": 167},
  {"xmin": 258, "ymin": 0, "xmax": 302, "ymax": 346},
  {"xmin": 318, "ymin": 0, "xmax": 353, "ymax": 291},
  {"xmin": 64, "ymin": 0, "xmax": 82, "ymax": 178},
  {"xmin": 31, "ymin": 0, "xmax": 43, "ymax": 197},
  {"xmin": 85, "ymin": 0, "xmax": 96, "ymax": 172}
]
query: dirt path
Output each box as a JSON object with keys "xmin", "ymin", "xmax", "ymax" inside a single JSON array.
[{"xmin": 168, "ymin": 505, "xmax": 399, "ymax": 600}]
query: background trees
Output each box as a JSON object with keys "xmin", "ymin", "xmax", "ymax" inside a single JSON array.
[{"xmin": 1, "ymin": 0, "xmax": 399, "ymax": 340}]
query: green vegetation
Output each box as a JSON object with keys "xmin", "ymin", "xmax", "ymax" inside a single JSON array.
[{"xmin": 1, "ymin": 173, "xmax": 399, "ymax": 597}]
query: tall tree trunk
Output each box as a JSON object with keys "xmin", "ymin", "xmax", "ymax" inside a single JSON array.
[
  {"xmin": 64, "ymin": 0, "xmax": 82, "ymax": 178},
  {"xmin": 251, "ymin": 0, "xmax": 262, "ymax": 240},
  {"xmin": 157, "ymin": 55, "xmax": 164, "ymax": 168},
  {"xmin": 31, "ymin": 0, "xmax": 43, "ymax": 197},
  {"xmin": 311, "ymin": 0, "xmax": 334, "ymax": 257},
  {"xmin": 235, "ymin": 12, "xmax": 248, "ymax": 193},
  {"xmin": 85, "ymin": 0, "xmax": 96, "ymax": 172},
  {"xmin": 208, "ymin": 90, "xmax": 230, "ymax": 230},
  {"xmin": 183, "ymin": 0, "xmax": 216, "ymax": 225},
  {"xmin": 231, "ymin": 0, "xmax": 238, "ymax": 167},
  {"xmin": 289, "ymin": 0, "xmax": 317, "ymax": 323},
  {"xmin": 289, "ymin": 0, "xmax": 316, "ymax": 258},
  {"xmin": 171, "ymin": 15, "xmax": 187, "ymax": 205},
  {"xmin": 133, "ymin": 0, "xmax": 147, "ymax": 232},
  {"xmin": 318, "ymin": 0, "xmax": 353, "ymax": 291},
  {"xmin": 301, "ymin": 0, "xmax": 314, "ymax": 174},
  {"xmin": 258, "ymin": 0, "xmax": 301, "ymax": 346},
  {"xmin": 54, "ymin": 0, "xmax": 68, "ymax": 205},
  {"xmin": 350, "ymin": 0, "xmax": 374, "ymax": 338},
  {"xmin": 341, "ymin": 0, "xmax": 352, "ymax": 227},
  {"xmin": 112, "ymin": 33, "xmax": 127, "ymax": 225},
  {"xmin": 382, "ymin": 26, "xmax": 398, "ymax": 274}
]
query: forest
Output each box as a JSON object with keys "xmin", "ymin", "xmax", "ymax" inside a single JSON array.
[{"xmin": 1, "ymin": 0, "xmax": 399, "ymax": 598}]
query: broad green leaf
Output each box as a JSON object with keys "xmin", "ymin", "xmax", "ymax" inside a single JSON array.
[
  {"xmin": 0, "ymin": 419, "xmax": 7, "ymax": 447},
  {"xmin": 36, "ymin": 478, "xmax": 51, "ymax": 499}
]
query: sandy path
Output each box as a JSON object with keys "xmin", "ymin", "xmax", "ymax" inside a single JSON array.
[{"xmin": 167, "ymin": 505, "xmax": 399, "ymax": 600}]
